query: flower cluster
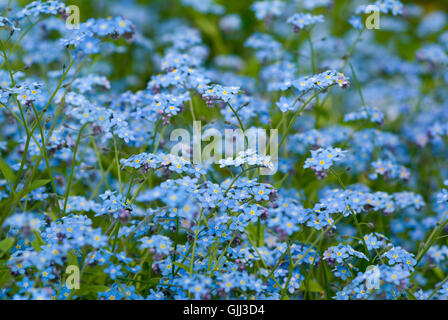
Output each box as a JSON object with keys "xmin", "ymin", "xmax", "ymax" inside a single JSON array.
[
  {"xmin": 120, "ymin": 153, "xmax": 206, "ymax": 177},
  {"xmin": 219, "ymin": 149, "xmax": 273, "ymax": 170},
  {"xmin": 287, "ymin": 13, "xmax": 324, "ymax": 32},
  {"xmin": 344, "ymin": 106, "xmax": 385, "ymax": 125},
  {"xmin": 304, "ymin": 147, "xmax": 346, "ymax": 177}
]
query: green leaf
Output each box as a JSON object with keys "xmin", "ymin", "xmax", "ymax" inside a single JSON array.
[
  {"xmin": 306, "ymin": 280, "xmax": 324, "ymax": 293},
  {"xmin": 433, "ymin": 267, "xmax": 444, "ymax": 280},
  {"xmin": 173, "ymin": 262, "xmax": 190, "ymax": 272},
  {"xmin": 24, "ymin": 179, "xmax": 51, "ymax": 194},
  {"xmin": 31, "ymin": 231, "xmax": 46, "ymax": 252},
  {"xmin": 281, "ymin": 294, "xmax": 290, "ymax": 300},
  {"xmin": 67, "ymin": 250, "xmax": 79, "ymax": 266},
  {"xmin": 11, "ymin": 179, "xmax": 52, "ymax": 205},
  {"xmin": 87, "ymin": 285, "xmax": 110, "ymax": 292},
  {"xmin": 405, "ymin": 289, "xmax": 418, "ymax": 300},
  {"xmin": 76, "ymin": 285, "xmax": 110, "ymax": 297},
  {"xmin": 0, "ymin": 158, "xmax": 15, "ymax": 182},
  {"xmin": 0, "ymin": 238, "xmax": 15, "ymax": 256},
  {"xmin": 0, "ymin": 269, "xmax": 11, "ymax": 287}
]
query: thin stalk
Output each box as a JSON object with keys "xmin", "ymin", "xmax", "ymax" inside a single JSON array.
[
  {"xmin": 62, "ymin": 123, "xmax": 88, "ymax": 216},
  {"xmin": 244, "ymin": 230, "xmax": 282, "ymax": 288},
  {"xmin": 278, "ymin": 86, "xmax": 333, "ymax": 150},
  {"xmin": 112, "ymin": 134, "xmax": 122, "ymax": 193},
  {"xmin": 330, "ymin": 168, "xmax": 371, "ymax": 260},
  {"xmin": 189, "ymin": 210, "xmax": 203, "ymax": 276}
]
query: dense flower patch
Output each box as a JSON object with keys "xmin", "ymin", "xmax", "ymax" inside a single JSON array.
[{"xmin": 0, "ymin": 0, "xmax": 448, "ymax": 300}]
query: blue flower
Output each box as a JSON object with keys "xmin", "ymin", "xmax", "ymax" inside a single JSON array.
[
  {"xmin": 104, "ymin": 264, "xmax": 124, "ymax": 280},
  {"xmin": 287, "ymin": 13, "xmax": 324, "ymax": 31},
  {"xmin": 348, "ymin": 16, "xmax": 363, "ymax": 30},
  {"xmin": 304, "ymin": 147, "xmax": 346, "ymax": 173}
]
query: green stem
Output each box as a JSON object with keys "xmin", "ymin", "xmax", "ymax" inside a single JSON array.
[
  {"xmin": 415, "ymin": 211, "xmax": 448, "ymax": 264},
  {"xmin": 112, "ymin": 134, "xmax": 122, "ymax": 193},
  {"xmin": 305, "ymin": 30, "xmax": 316, "ymax": 73},
  {"xmin": 349, "ymin": 63, "xmax": 366, "ymax": 106},
  {"xmin": 62, "ymin": 123, "xmax": 88, "ymax": 216},
  {"xmin": 189, "ymin": 210, "xmax": 203, "ymax": 276},
  {"xmin": 30, "ymin": 103, "xmax": 61, "ymax": 213},
  {"xmin": 244, "ymin": 230, "xmax": 282, "ymax": 288},
  {"xmin": 227, "ymin": 101, "xmax": 249, "ymax": 148},
  {"xmin": 278, "ymin": 86, "xmax": 333, "ymax": 150},
  {"xmin": 330, "ymin": 168, "xmax": 371, "ymax": 260},
  {"xmin": 428, "ymin": 275, "xmax": 448, "ymax": 299}
]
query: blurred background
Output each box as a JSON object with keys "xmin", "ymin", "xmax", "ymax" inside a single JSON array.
[{"xmin": 8, "ymin": 0, "xmax": 448, "ymax": 89}]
